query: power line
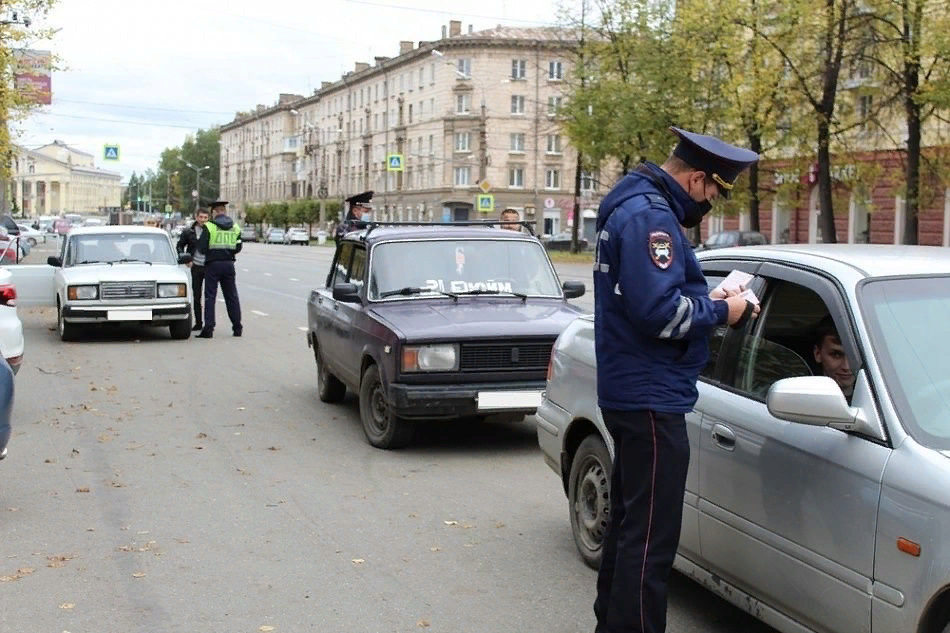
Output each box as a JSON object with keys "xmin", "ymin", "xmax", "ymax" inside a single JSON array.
[
  {"xmin": 337, "ymin": 0, "xmax": 553, "ymax": 25},
  {"xmin": 53, "ymin": 98, "xmax": 234, "ymax": 116},
  {"xmin": 31, "ymin": 111, "xmax": 218, "ymax": 130}
]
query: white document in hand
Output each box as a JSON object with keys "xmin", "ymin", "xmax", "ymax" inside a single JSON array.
[{"xmin": 714, "ymin": 270, "xmax": 760, "ymax": 305}]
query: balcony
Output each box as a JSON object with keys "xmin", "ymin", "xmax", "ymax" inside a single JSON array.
[{"xmin": 281, "ymin": 137, "xmax": 300, "ymax": 155}]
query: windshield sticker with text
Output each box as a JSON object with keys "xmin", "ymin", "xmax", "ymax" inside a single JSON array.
[{"xmin": 425, "ymin": 279, "xmax": 514, "ymax": 293}]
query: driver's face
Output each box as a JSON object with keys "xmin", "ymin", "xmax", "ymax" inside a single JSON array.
[
  {"xmin": 814, "ymin": 335, "xmax": 854, "ymax": 395},
  {"xmin": 500, "ymin": 213, "xmax": 520, "ymax": 230}
]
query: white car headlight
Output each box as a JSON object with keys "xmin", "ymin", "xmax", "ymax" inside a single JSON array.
[
  {"xmin": 158, "ymin": 283, "xmax": 187, "ymax": 298},
  {"xmin": 402, "ymin": 344, "xmax": 459, "ymax": 372},
  {"xmin": 67, "ymin": 285, "xmax": 98, "ymax": 300}
]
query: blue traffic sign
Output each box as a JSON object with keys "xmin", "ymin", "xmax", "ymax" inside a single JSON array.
[
  {"xmin": 103, "ymin": 144, "xmax": 120, "ymax": 161},
  {"xmin": 476, "ymin": 194, "xmax": 494, "ymax": 213},
  {"xmin": 386, "ymin": 153, "xmax": 404, "ymax": 172}
]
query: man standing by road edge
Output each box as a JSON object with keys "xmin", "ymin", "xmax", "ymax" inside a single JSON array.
[
  {"xmin": 592, "ymin": 127, "xmax": 760, "ymax": 633},
  {"xmin": 177, "ymin": 208, "xmax": 210, "ymax": 331},
  {"xmin": 196, "ymin": 200, "xmax": 243, "ymax": 339}
]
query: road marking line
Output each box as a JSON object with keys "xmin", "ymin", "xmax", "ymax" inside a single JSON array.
[
  {"xmin": 264, "ymin": 272, "xmax": 272, "ymax": 277},
  {"xmin": 251, "ymin": 310, "xmax": 269, "ymax": 317},
  {"xmin": 290, "ymin": 277, "xmax": 300, "ymax": 281},
  {"xmin": 298, "ymin": 326, "xmax": 309, "ymax": 332}
]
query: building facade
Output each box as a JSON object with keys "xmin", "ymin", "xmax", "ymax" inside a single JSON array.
[
  {"xmin": 219, "ymin": 21, "xmax": 604, "ymax": 241},
  {"xmin": 12, "ymin": 141, "xmax": 122, "ymax": 217}
]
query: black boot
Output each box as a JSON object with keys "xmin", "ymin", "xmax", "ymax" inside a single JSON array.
[
  {"xmin": 233, "ymin": 326, "xmax": 243, "ymax": 337},
  {"xmin": 196, "ymin": 329, "xmax": 213, "ymax": 339},
  {"xmin": 192, "ymin": 323, "xmax": 203, "ymax": 331}
]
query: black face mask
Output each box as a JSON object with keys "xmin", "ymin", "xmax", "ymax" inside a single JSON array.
[{"xmin": 682, "ymin": 179, "xmax": 713, "ymax": 228}]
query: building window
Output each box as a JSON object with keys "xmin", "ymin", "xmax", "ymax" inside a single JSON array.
[
  {"xmin": 546, "ymin": 169, "xmax": 561, "ymax": 189},
  {"xmin": 510, "ymin": 133, "xmax": 525, "ymax": 152},
  {"xmin": 408, "ymin": 104, "xmax": 413, "ymax": 123},
  {"xmin": 429, "ymin": 134, "xmax": 434, "ymax": 155},
  {"xmin": 455, "ymin": 132, "xmax": 471, "ymax": 152},
  {"xmin": 858, "ymin": 94, "xmax": 873, "ymax": 128},
  {"xmin": 457, "ymin": 59, "xmax": 471, "ymax": 78},
  {"xmin": 511, "ymin": 60, "xmax": 526, "ymax": 79},
  {"xmin": 581, "ymin": 171, "xmax": 597, "ymax": 191},
  {"xmin": 429, "ymin": 98, "xmax": 435, "ymax": 118},
  {"xmin": 548, "ymin": 96, "xmax": 563, "ymax": 115},
  {"xmin": 456, "ymin": 94, "xmax": 471, "ymax": 114},
  {"xmin": 419, "ymin": 67, "xmax": 424, "ymax": 87},
  {"xmin": 430, "ymin": 63, "xmax": 435, "ymax": 83},
  {"xmin": 511, "ymin": 95, "xmax": 525, "ymax": 114},
  {"xmin": 400, "ymin": 74, "xmax": 405, "ymax": 91},
  {"xmin": 546, "ymin": 134, "xmax": 562, "ymax": 153},
  {"xmin": 375, "ymin": 84, "xmax": 379, "ymax": 100},
  {"xmin": 419, "ymin": 100, "xmax": 423, "ymax": 118},
  {"xmin": 509, "ymin": 167, "xmax": 525, "ymax": 188},
  {"xmin": 454, "ymin": 166, "xmax": 471, "ymax": 185},
  {"xmin": 549, "ymin": 61, "xmax": 563, "ymax": 80}
]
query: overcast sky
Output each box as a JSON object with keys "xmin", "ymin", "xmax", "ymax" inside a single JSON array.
[{"xmin": 17, "ymin": 0, "xmax": 560, "ymax": 182}]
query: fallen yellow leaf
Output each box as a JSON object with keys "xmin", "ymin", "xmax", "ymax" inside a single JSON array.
[
  {"xmin": 132, "ymin": 572, "xmax": 145, "ymax": 578},
  {"xmin": 59, "ymin": 603, "xmax": 75, "ymax": 609},
  {"xmin": 260, "ymin": 627, "xmax": 275, "ymax": 632},
  {"xmin": 75, "ymin": 487, "xmax": 90, "ymax": 493},
  {"xmin": 351, "ymin": 558, "xmax": 365, "ymax": 564},
  {"xmin": 417, "ymin": 620, "xmax": 431, "ymax": 628}
]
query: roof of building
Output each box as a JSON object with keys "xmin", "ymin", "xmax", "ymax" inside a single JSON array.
[
  {"xmin": 15, "ymin": 145, "xmax": 121, "ymax": 179},
  {"xmin": 698, "ymin": 244, "xmax": 950, "ymax": 279},
  {"xmin": 459, "ymin": 25, "xmax": 580, "ymax": 43},
  {"xmin": 36, "ymin": 140, "xmax": 93, "ymax": 157}
]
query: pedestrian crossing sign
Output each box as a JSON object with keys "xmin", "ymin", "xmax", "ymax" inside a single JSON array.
[
  {"xmin": 386, "ymin": 154, "xmax": 404, "ymax": 172},
  {"xmin": 476, "ymin": 194, "xmax": 494, "ymax": 213},
  {"xmin": 103, "ymin": 145, "xmax": 120, "ymax": 161}
]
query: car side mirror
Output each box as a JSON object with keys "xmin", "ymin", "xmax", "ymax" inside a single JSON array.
[
  {"xmin": 767, "ymin": 376, "xmax": 856, "ymax": 429},
  {"xmin": 332, "ymin": 282, "xmax": 361, "ymax": 303},
  {"xmin": 47, "ymin": 256, "xmax": 62, "ymax": 267},
  {"xmin": 562, "ymin": 280, "xmax": 586, "ymax": 299},
  {"xmin": 178, "ymin": 253, "xmax": 193, "ymax": 265}
]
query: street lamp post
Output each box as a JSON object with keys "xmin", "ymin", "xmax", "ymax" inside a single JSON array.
[{"xmin": 183, "ymin": 161, "xmax": 210, "ymax": 216}]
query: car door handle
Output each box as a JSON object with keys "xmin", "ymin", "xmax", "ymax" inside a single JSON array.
[{"xmin": 711, "ymin": 423, "xmax": 736, "ymax": 450}]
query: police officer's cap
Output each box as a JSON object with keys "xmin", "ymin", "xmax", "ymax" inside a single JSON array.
[
  {"xmin": 209, "ymin": 200, "xmax": 229, "ymax": 210},
  {"xmin": 345, "ymin": 190, "xmax": 374, "ymax": 205},
  {"xmin": 670, "ymin": 127, "xmax": 760, "ymax": 198}
]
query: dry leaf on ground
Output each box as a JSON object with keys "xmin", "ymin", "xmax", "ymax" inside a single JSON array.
[
  {"xmin": 75, "ymin": 487, "xmax": 90, "ymax": 493},
  {"xmin": 351, "ymin": 558, "xmax": 365, "ymax": 564},
  {"xmin": 59, "ymin": 603, "xmax": 75, "ymax": 609},
  {"xmin": 260, "ymin": 627, "xmax": 275, "ymax": 632},
  {"xmin": 131, "ymin": 572, "xmax": 145, "ymax": 578},
  {"xmin": 443, "ymin": 520, "xmax": 458, "ymax": 526},
  {"xmin": 417, "ymin": 620, "xmax": 431, "ymax": 628}
]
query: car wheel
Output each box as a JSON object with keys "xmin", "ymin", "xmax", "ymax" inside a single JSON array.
[
  {"xmin": 315, "ymin": 344, "xmax": 346, "ymax": 403},
  {"xmin": 27, "ymin": 238, "xmax": 36, "ymax": 247},
  {"xmin": 568, "ymin": 434, "xmax": 612, "ymax": 570},
  {"xmin": 359, "ymin": 364, "xmax": 414, "ymax": 449},
  {"xmin": 57, "ymin": 300, "xmax": 79, "ymax": 342},
  {"xmin": 169, "ymin": 317, "xmax": 192, "ymax": 340}
]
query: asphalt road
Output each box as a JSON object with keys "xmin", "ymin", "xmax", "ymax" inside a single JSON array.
[{"xmin": 0, "ymin": 240, "xmax": 774, "ymax": 633}]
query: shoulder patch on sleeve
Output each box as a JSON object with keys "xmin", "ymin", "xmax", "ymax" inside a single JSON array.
[{"xmin": 648, "ymin": 230, "xmax": 674, "ymax": 270}]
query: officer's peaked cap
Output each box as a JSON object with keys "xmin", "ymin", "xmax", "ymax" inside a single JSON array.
[
  {"xmin": 346, "ymin": 190, "xmax": 374, "ymax": 205},
  {"xmin": 209, "ymin": 199, "xmax": 229, "ymax": 209},
  {"xmin": 670, "ymin": 127, "xmax": 760, "ymax": 198}
]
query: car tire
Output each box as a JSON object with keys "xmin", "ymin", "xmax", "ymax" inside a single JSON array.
[
  {"xmin": 359, "ymin": 364, "xmax": 414, "ymax": 449},
  {"xmin": 169, "ymin": 317, "xmax": 192, "ymax": 340},
  {"xmin": 27, "ymin": 238, "xmax": 36, "ymax": 247},
  {"xmin": 568, "ymin": 434, "xmax": 612, "ymax": 570},
  {"xmin": 57, "ymin": 300, "xmax": 79, "ymax": 342},
  {"xmin": 315, "ymin": 344, "xmax": 346, "ymax": 403}
]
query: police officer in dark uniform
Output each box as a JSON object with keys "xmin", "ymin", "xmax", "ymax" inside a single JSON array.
[
  {"xmin": 335, "ymin": 191, "xmax": 374, "ymax": 241},
  {"xmin": 592, "ymin": 127, "xmax": 760, "ymax": 633},
  {"xmin": 195, "ymin": 200, "xmax": 242, "ymax": 339}
]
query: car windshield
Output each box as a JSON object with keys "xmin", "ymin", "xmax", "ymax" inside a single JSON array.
[
  {"xmin": 368, "ymin": 238, "xmax": 561, "ymax": 300},
  {"xmin": 859, "ymin": 275, "xmax": 950, "ymax": 450},
  {"xmin": 66, "ymin": 233, "xmax": 176, "ymax": 266}
]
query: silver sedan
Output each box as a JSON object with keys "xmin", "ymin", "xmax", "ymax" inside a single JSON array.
[{"xmin": 537, "ymin": 244, "xmax": 950, "ymax": 633}]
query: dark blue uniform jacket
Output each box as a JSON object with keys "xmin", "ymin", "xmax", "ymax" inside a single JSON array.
[{"xmin": 593, "ymin": 163, "xmax": 728, "ymax": 414}]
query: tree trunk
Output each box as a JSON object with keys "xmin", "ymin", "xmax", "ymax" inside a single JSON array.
[
  {"xmin": 747, "ymin": 133, "xmax": 762, "ymax": 232},
  {"xmin": 902, "ymin": 0, "xmax": 922, "ymax": 245},
  {"xmin": 817, "ymin": 118, "xmax": 838, "ymax": 243}
]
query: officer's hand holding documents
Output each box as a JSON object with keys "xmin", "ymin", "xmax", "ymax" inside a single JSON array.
[{"xmin": 713, "ymin": 270, "xmax": 759, "ymax": 305}]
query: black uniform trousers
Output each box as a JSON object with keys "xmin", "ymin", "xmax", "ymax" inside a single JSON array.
[
  {"xmin": 191, "ymin": 264, "xmax": 205, "ymax": 327},
  {"xmin": 594, "ymin": 409, "xmax": 690, "ymax": 633},
  {"xmin": 203, "ymin": 260, "xmax": 242, "ymax": 333}
]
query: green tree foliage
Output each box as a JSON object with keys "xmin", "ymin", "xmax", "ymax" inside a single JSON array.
[{"xmin": 141, "ymin": 127, "xmax": 220, "ymax": 219}]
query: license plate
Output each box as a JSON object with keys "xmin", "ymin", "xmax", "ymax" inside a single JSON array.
[
  {"xmin": 476, "ymin": 390, "xmax": 544, "ymax": 411},
  {"xmin": 107, "ymin": 310, "xmax": 152, "ymax": 321}
]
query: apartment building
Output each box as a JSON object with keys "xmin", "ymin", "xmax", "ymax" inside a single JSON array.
[{"xmin": 219, "ymin": 21, "xmax": 604, "ymax": 240}]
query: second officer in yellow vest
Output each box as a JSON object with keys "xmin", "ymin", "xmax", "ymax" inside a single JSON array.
[{"xmin": 195, "ymin": 200, "xmax": 243, "ymax": 338}]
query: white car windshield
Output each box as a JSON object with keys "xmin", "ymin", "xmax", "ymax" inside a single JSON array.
[
  {"xmin": 368, "ymin": 238, "xmax": 561, "ymax": 300},
  {"xmin": 66, "ymin": 234, "xmax": 176, "ymax": 266},
  {"xmin": 860, "ymin": 275, "xmax": 950, "ymax": 449}
]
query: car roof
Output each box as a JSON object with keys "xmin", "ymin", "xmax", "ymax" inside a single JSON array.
[
  {"xmin": 343, "ymin": 225, "xmax": 540, "ymax": 244},
  {"xmin": 698, "ymin": 243, "xmax": 950, "ymax": 278},
  {"xmin": 67, "ymin": 225, "xmax": 169, "ymax": 237}
]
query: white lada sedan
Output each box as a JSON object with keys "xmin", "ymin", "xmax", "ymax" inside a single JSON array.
[{"xmin": 10, "ymin": 225, "xmax": 194, "ymax": 341}]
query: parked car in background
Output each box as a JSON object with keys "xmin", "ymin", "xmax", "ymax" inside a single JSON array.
[
  {"xmin": 284, "ymin": 228, "xmax": 309, "ymax": 246},
  {"xmin": 241, "ymin": 226, "xmax": 258, "ymax": 242},
  {"xmin": 0, "ymin": 355, "xmax": 14, "ymax": 460},
  {"xmin": 695, "ymin": 229, "xmax": 769, "ymax": 251},
  {"xmin": 264, "ymin": 228, "xmax": 285, "ymax": 244},
  {"xmin": 16, "ymin": 224, "xmax": 43, "ymax": 246},
  {"xmin": 542, "ymin": 232, "xmax": 589, "ymax": 251},
  {"xmin": 538, "ymin": 244, "xmax": 950, "ymax": 633}
]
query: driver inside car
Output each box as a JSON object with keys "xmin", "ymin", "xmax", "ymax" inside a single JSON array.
[{"xmin": 813, "ymin": 314, "xmax": 855, "ymax": 399}]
